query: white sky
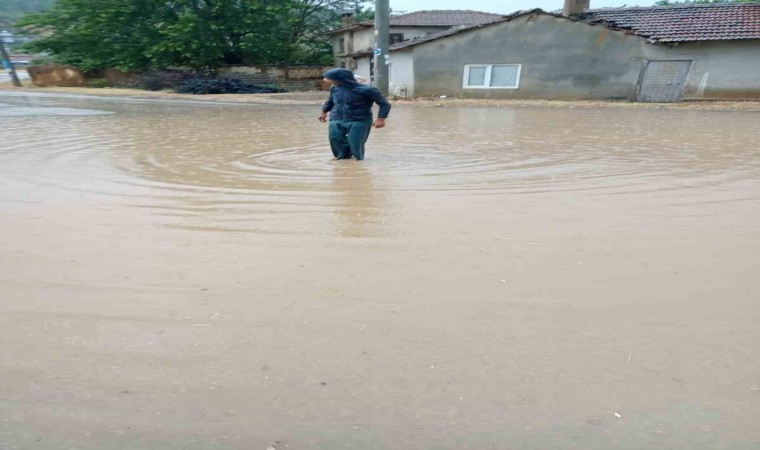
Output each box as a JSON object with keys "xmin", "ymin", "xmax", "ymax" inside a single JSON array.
[{"xmin": 388, "ymin": 0, "xmax": 656, "ymax": 14}]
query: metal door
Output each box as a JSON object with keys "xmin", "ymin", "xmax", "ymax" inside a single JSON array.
[{"xmin": 637, "ymin": 60, "xmax": 692, "ymax": 102}]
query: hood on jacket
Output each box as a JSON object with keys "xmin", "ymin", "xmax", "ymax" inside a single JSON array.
[{"xmin": 324, "ymin": 68, "xmax": 359, "ymax": 87}]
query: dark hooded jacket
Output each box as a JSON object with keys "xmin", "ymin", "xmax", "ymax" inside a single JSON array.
[{"xmin": 321, "ymin": 69, "xmax": 391, "ymax": 122}]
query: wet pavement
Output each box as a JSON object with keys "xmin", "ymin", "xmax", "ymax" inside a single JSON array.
[{"xmin": 1, "ymin": 92, "xmax": 759, "ymax": 449}]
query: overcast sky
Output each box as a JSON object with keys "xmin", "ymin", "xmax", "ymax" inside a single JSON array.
[{"xmin": 388, "ymin": 0, "xmax": 656, "ymax": 14}]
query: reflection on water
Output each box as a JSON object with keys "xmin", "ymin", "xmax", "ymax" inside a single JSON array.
[
  {"xmin": 0, "ymin": 93, "xmax": 759, "ymax": 234},
  {"xmin": 0, "ymin": 105, "xmax": 113, "ymax": 117},
  {"xmin": 330, "ymin": 163, "xmax": 388, "ymax": 237}
]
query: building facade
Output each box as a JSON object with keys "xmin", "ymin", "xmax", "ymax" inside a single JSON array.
[
  {"xmin": 329, "ymin": 10, "xmax": 503, "ymax": 79},
  {"xmin": 355, "ymin": 4, "xmax": 760, "ymax": 101}
]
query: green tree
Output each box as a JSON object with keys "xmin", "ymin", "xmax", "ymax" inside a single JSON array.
[
  {"xmin": 0, "ymin": 0, "xmax": 55, "ymax": 21},
  {"xmin": 18, "ymin": 0, "xmax": 164, "ymax": 71},
  {"xmin": 286, "ymin": 0, "xmax": 368, "ymax": 64},
  {"xmin": 147, "ymin": 0, "xmax": 294, "ymax": 71},
  {"xmin": 18, "ymin": 0, "xmax": 367, "ymax": 71},
  {"xmin": 354, "ymin": 5, "xmax": 375, "ymax": 22}
]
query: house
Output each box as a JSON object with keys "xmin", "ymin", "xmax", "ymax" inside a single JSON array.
[
  {"xmin": 329, "ymin": 10, "xmax": 503, "ymax": 76},
  {"xmin": 352, "ymin": 1, "xmax": 760, "ymax": 101}
]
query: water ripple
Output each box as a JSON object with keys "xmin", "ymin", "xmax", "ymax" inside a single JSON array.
[{"xmin": 1, "ymin": 94, "xmax": 759, "ymax": 233}]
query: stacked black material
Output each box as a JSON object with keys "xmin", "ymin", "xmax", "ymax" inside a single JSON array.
[{"xmin": 176, "ymin": 77, "xmax": 286, "ymax": 95}]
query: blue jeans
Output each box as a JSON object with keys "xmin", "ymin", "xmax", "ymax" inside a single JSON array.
[{"xmin": 329, "ymin": 119, "xmax": 373, "ymax": 160}]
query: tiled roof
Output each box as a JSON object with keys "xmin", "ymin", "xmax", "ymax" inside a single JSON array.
[
  {"xmin": 348, "ymin": 3, "xmax": 760, "ymax": 56},
  {"xmin": 581, "ymin": 3, "xmax": 760, "ymax": 43},
  {"xmin": 332, "ymin": 9, "xmax": 503, "ymax": 33},
  {"xmin": 386, "ymin": 10, "xmax": 504, "ymax": 26}
]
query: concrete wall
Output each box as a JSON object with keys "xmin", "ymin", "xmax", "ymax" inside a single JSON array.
[
  {"xmin": 333, "ymin": 29, "xmax": 373, "ymax": 68},
  {"xmin": 27, "ymin": 65, "xmax": 86, "ymax": 88},
  {"xmin": 356, "ymin": 58, "xmax": 371, "ymax": 81},
  {"xmin": 389, "ymin": 50, "xmax": 414, "ymax": 97},
  {"xmin": 219, "ymin": 65, "xmax": 332, "ymax": 80},
  {"xmin": 412, "ymin": 13, "xmax": 646, "ymax": 99},
  {"xmin": 410, "ymin": 12, "xmax": 760, "ymax": 100},
  {"xmin": 643, "ymin": 40, "xmax": 760, "ymax": 100},
  {"xmin": 333, "ymin": 26, "xmax": 451, "ymax": 68},
  {"xmin": 388, "ymin": 27, "xmax": 452, "ymax": 42},
  {"xmin": 335, "ymin": 26, "xmax": 452, "ymax": 53},
  {"xmin": 345, "ymin": 52, "xmax": 413, "ymax": 95},
  {"xmin": 352, "ymin": 29, "xmax": 375, "ymax": 53}
]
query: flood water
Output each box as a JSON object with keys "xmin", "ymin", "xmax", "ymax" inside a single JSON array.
[{"xmin": 1, "ymin": 92, "xmax": 759, "ymax": 449}]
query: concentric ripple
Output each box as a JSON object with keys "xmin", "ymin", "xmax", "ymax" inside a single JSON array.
[{"xmin": 1, "ymin": 93, "xmax": 759, "ymax": 234}]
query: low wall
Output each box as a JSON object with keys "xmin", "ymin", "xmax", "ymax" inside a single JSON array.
[
  {"xmin": 27, "ymin": 65, "xmax": 86, "ymax": 87},
  {"xmin": 218, "ymin": 65, "xmax": 333, "ymax": 80}
]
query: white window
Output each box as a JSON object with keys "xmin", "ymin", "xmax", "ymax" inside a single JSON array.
[{"xmin": 463, "ymin": 64, "xmax": 521, "ymax": 89}]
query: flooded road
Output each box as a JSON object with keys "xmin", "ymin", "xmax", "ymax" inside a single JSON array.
[{"xmin": 1, "ymin": 92, "xmax": 759, "ymax": 449}]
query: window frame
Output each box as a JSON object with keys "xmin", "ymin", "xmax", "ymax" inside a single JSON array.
[{"xmin": 463, "ymin": 64, "xmax": 522, "ymax": 89}]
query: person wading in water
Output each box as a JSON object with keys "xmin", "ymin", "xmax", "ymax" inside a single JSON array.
[{"xmin": 318, "ymin": 68, "xmax": 391, "ymax": 161}]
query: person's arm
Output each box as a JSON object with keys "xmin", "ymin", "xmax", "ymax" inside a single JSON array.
[
  {"xmin": 319, "ymin": 90, "xmax": 334, "ymax": 122},
  {"xmin": 362, "ymin": 87, "xmax": 391, "ymax": 128}
]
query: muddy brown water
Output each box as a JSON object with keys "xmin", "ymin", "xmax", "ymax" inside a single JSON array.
[{"xmin": 1, "ymin": 92, "xmax": 759, "ymax": 449}]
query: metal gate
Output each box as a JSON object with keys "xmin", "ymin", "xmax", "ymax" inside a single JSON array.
[{"xmin": 637, "ymin": 60, "xmax": 692, "ymax": 102}]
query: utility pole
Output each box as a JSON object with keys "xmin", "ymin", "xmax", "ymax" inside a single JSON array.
[
  {"xmin": 374, "ymin": 0, "xmax": 389, "ymax": 96},
  {"xmin": 0, "ymin": 38, "xmax": 22, "ymax": 87}
]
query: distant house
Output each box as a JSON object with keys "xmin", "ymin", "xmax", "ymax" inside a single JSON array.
[
  {"xmin": 329, "ymin": 10, "xmax": 503, "ymax": 78},
  {"xmin": 352, "ymin": 2, "xmax": 760, "ymax": 101}
]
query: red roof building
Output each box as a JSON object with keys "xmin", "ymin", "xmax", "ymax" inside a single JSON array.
[{"xmin": 581, "ymin": 3, "xmax": 760, "ymax": 43}]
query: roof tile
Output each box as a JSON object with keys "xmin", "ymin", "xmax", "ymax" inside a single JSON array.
[
  {"xmin": 385, "ymin": 10, "xmax": 503, "ymax": 27},
  {"xmin": 581, "ymin": 3, "xmax": 760, "ymax": 42}
]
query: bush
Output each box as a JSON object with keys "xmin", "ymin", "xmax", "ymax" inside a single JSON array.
[
  {"xmin": 118, "ymin": 70, "xmax": 196, "ymax": 91},
  {"xmin": 175, "ymin": 77, "xmax": 286, "ymax": 95},
  {"xmin": 29, "ymin": 55, "xmax": 58, "ymax": 66},
  {"xmin": 86, "ymin": 78, "xmax": 110, "ymax": 88}
]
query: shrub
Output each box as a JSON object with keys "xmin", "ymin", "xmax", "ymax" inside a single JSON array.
[
  {"xmin": 175, "ymin": 77, "xmax": 286, "ymax": 95},
  {"xmin": 118, "ymin": 70, "xmax": 195, "ymax": 91},
  {"xmin": 86, "ymin": 78, "xmax": 110, "ymax": 88}
]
